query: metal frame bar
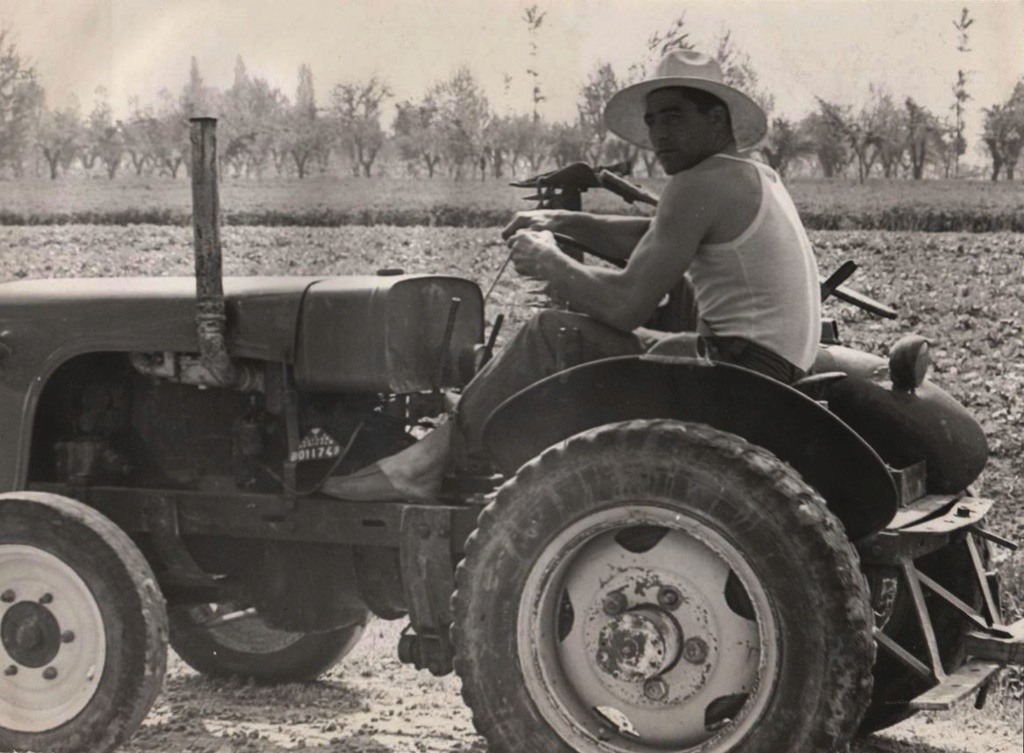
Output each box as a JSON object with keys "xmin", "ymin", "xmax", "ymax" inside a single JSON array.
[
  {"xmin": 874, "ymin": 628, "xmax": 934, "ymax": 680},
  {"xmin": 966, "ymin": 534, "xmax": 1002, "ymax": 625},
  {"xmin": 878, "ymin": 530, "xmax": 1017, "ymax": 687},
  {"xmin": 899, "ymin": 557, "xmax": 946, "ymax": 682},
  {"xmin": 917, "ymin": 570, "xmax": 1011, "ymax": 637}
]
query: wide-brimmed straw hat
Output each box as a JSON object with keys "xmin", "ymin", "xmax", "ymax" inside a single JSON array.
[{"xmin": 604, "ymin": 49, "xmax": 768, "ymax": 151}]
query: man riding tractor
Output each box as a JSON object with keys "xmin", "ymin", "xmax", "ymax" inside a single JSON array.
[{"xmin": 325, "ymin": 48, "xmax": 817, "ymax": 502}]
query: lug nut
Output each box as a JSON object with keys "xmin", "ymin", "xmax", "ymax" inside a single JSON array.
[
  {"xmin": 602, "ymin": 592, "xmax": 628, "ymax": 616},
  {"xmin": 3, "ymin": 665, "xmax": 17, "ymax": 677},
  {"xmin": 682, "ymin": 637, "xmax": 709, "ymax": 664},
  {"xmin": 657, "ymin": 586, "xmax": 682, "ymax": 610},
  {"xmin": 38, "ymin": 593, "xmax": 53, "ymax": 605},
  {"xmin": 42, "ymin": 667, "xmax": 58, "ymax": 680},
  {"xmin": 61, "ymin": 631, "xmax": 75, "ymax": 644},
  {"xmin": 0, "ymin": 590, "xmax": 14, "ymax": 603},
  {"xmin": 643, "ymin": 677, "xmax": 669, "ymax": 701}
]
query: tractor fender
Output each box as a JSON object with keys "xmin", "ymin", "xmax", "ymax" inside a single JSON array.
[
  {"xmin": 814, "ymin": 346, "xmax": 988, "ymax": 494},
  {"xmin": 482, "ymin": 355, "xmax": 897, "ymax": 540}
]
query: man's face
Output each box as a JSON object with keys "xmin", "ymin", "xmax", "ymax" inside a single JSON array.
[{"xmin": 643, "ymin": 88, "xmax": 723, "ymax": 174}]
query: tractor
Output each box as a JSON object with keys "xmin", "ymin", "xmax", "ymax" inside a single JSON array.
[{"xmin": 0, "ymin": 119, "xmax": 1020, "ymax": 753}]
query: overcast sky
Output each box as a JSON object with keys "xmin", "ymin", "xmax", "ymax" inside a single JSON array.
[{"xmin": 2, "ymin": 0, "xmax": 1022, "ymax": 159}]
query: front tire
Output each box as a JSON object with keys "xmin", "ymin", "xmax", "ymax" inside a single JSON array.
[
  {"xmin": 0, "ymin": 493, "xmax": 167, "ymax": 753},
  {"xmin": 453, "ymin": 420, "xmax": 874, "ymax": 753},
  {"xmin": 169, "ymin": 603, "xmax": 368, "ymax": 683}
]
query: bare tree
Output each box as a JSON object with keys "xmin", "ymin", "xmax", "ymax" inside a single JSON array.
[
  {"xmin": 431, "ymin": 67, "xmax": 491, "ymax": 180},
  {"xmin": 210, "ymin": 58, "xmax": 287, "ymax": 178},
  {"xmin": 811, "ymin": 98, "xmax": 880, "ymax": 182},
  {"xmin": 762, "ymin": 117, "xmax": 811, "ymax": 179},
  {"xmin": 982, "ymin": 80, "xmax": 1024, "ymax": 181},
  {"xmin": 483, "ymin": 115, "xmax": 509, "ymax": 178},
  {"xmin": 221, "ymin": 57, "xmax": 259, "ymax": 177},
  {"xmin": 150, "ymin": 90, "xmax": 189, "ymax": 178},
  {"xmin": 0, "ymin": 29, "xmax": 43, "ymax": 176},
  {"xmin": 549, "ymin": 121, "xmax": 587, "ymax": 168},
  {"xmin": 84, "ymin": 87, "xmax": 124, "ymax": 179},
  {"xmin": 522, "ymin": 5, "xmax": 546, "ymax": 122},
  {"xmin": 519, "ymin": 116, "xmax": 550, "ymax": 174},
  {"xmin": 950, "ymin": 7, "xmax": 974, "ymax": 177},
  {"xmin": 36, "ymin": 99, "xmax": 83, "ymax": 179},
  {"xmin": 181, "ymin": 56, "xmax": 215, "ymax": 118},
  {"xmin": 393, "ymin": 98, "xmax": 444, "ymax": 178},
  {"xmin": 904, "ymin": 98, "xmax": 942, "ymax": 180},
  {"xmin": 331, "ymin": 77, "xmax": 392, "ymax": 177},
  {"xmin": 799, "ymin": 105, "xmax": 850, "ymax": 179},
  {"xmin": 577, "ymin": 62, "xmax": 618, "ymax": 165},
  {"xmin": 868, "ymin": 86, "xmax": 909, "ymax": 178},
  {"xmin": 280, "ymin": 64, "xmax": 333, "ymax": 178}
]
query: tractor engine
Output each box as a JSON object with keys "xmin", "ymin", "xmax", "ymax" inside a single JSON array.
[{"xmin": 30, "ymin": 274, "xmax": 484, "ymax": 495}]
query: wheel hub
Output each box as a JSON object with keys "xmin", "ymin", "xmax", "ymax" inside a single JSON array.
[
  {"xmin": 2, "ymin": 602, "xmax": 62, "ymax": 668},
  {"xmin": 595, "ymin": 607, "xmax": 681, "ymax": 682},
  {"xmin": 580, "ymin": 567, "xmax": 722, "ymax": 707},
  {"xmin": 521, "ymin": 508, "xmax": 774, "ymax": 750}
]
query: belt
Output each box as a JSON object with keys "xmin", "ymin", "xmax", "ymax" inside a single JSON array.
[{"xmin": 702, "ymin": 336, "xmax": 806, "ymax": 384}]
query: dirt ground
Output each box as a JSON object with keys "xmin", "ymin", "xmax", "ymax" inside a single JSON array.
[{"xmin": 119, "ymin": 619, "xmax": 1023, "ymax": 753}]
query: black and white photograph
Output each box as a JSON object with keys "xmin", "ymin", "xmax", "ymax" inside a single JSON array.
[{"xmin": 0, "ymin": 1, "xmax": 1022, "ymax": 752}]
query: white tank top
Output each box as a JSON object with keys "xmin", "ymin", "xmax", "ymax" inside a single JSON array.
[{"xmin": 687, "ymin": 154, "xmax": 821, "ymax": 370}]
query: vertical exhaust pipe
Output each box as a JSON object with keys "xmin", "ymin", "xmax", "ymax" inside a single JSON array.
[
  {"xmin": 132, "ymin": 119, "xmax": 262, "ymax": 391},
  {"xmin": 189, "ymin": 117, "xmax": 236, "ymax": 386}
]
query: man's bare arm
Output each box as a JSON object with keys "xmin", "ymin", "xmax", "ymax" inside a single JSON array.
[
  {"xmin": 502, "ymin": 210, "xmax": 651, "ymax": 262},
  {"xmin": 509, "ymin": 174, "xmax": 716, "ymax": 331}
]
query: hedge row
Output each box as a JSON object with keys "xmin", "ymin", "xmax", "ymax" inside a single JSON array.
[{"xmin": 1, "ymin": 205, "xmax": 1022, "ymax": 232}]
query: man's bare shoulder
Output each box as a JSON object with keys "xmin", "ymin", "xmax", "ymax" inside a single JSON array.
[
  {"xmin": 659, "ymin": 156, "xmax": 762, "ymax": 241},
  {"xmin": 666, "ymin": 154, "xmax": 755, "ymax": 192}
]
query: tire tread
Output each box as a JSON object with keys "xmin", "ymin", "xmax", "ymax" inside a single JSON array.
[{"xmin": 452, "ymin": 420, "xmax": 874, "ymax": 753}]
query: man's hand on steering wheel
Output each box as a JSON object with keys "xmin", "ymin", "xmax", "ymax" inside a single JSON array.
[
  {"xmin": 502, "ymin": 212, "xmax": 624, "ymax": 269},
  {"xmin": 507, "ymin": 229, "xmax": 569, "ymax": 309},
  {"xmin": 501, "ymin": 210, "xmax": 574, "ymax": 241},
  {"xmin": 508, "ymin": 229, "xmax": 562, "ymax": 278}
]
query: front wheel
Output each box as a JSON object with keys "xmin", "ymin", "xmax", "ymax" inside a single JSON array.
[
  {"xmin": 169, "ymin": 603, "xmax": 368, "ymax": 683},
  {"xmin": 453, "ymin": 420, "xmax": 875, "ymax": 753},
  {"xmin": 0, "ymin": 493, "xmax": 167, "ymax": 753}
]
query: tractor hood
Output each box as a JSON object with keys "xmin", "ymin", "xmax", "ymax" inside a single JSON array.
[{"xmin": 0, "ymin": 274, "xmax": 485, "ymax": 395}]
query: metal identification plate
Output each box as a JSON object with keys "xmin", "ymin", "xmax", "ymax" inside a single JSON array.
[{"xmin": 290, "ymin": 428, "xmax": 342, "ymax": 463}]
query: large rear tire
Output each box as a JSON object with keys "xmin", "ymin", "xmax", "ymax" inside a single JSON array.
[
  {"xmin": 453, "ymin": 420, "xmax": 874, "ymax": 753},
  {"xmin": 169, "ymin": 603, "xmax": 368, "ymax": 683},
  {"xmin": 0, "ymin": 492, "xmax": 167, "ymax": 753}
]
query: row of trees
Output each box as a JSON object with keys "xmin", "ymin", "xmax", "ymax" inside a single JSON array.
[
  {"xmin": 2, "ymin": 16, "xmax": 1022, "ymax": 182},
  {"xmin": 766, "ymin": 83, "xmax": 1023, "ymax": 183}
]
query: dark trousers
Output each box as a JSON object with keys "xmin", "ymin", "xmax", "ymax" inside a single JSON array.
[{"xmin": 456, "ymin": 310, "xmax": 805, "ymax": 457}]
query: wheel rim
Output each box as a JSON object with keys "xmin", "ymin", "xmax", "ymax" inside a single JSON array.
[
  {"xmin": 0, "ymin": 545, "xmax": 107, "ymax": 732},
  {"xmin": 517, "ymin": 504, "xmax": 779, "ymax": 752},
  {"xmin": 187, "ymin": 603, "xmax": 305, "ymax": 653}
]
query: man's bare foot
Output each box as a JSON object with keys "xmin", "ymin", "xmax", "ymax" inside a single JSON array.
[{"xmin": 322, "ymin": 422, "xmax": 453, "ymax": 501}]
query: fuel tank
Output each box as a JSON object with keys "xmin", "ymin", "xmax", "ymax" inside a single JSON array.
[
  {"xmin": 814, "ymin": 345, "xmax": 988, "ymax": 494},
  {"xmin": 294, "ymin": 275, "xmax": 484, "ymax": 393}
]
